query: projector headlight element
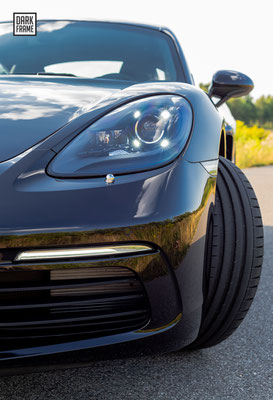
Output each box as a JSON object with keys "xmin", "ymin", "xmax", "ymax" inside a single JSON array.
[{"xmin": 48, "ymin": 95, "xmax": 193, "ymax": 177}]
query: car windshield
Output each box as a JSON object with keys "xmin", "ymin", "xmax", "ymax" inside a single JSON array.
[{"xmin": 0, "ymin": 20, "xmax": 183, "ymax": 83}]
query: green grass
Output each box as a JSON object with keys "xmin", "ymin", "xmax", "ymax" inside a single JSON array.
[{"xmin": 235, "ymin": 121, "xmax": 273, "ymax": 169}]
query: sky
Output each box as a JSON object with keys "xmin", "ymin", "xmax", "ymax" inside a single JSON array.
[{"xmin": 2, "ymin": 0, "xmax": 273, "ymax": 99}]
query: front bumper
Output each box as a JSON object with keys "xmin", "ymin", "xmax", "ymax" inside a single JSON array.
[{"xmin": 0, "ymin": 149, "xmax": 216, "ymax": 368}]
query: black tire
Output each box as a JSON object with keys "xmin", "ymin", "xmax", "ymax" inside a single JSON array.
[{"xmin": 189, "ymin": 157, "xmax": 263, "ymax": 349}]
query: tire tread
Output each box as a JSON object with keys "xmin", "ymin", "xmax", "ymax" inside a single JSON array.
[{"xmin": 188, "ymin": 157, "xmax": 263, "ymax": 349}]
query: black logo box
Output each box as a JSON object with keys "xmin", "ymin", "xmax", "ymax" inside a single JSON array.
[{"xmin": 13, "ymin": 13, "xmax": 37, "ymax": 36}]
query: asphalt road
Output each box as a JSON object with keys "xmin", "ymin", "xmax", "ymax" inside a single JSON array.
[{"xmin": 0, "ymin": 166, "xmax": 272, "ymax": 400}]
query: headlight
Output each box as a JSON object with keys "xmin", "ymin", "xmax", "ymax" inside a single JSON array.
[{"xmin": 48, "ymin": 95, "xmax": 192, "ymax": 177}]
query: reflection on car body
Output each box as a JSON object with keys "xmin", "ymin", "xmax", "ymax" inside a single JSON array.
[{"xmin": 0, "ymin": 20, "xmax": 263, "ymax": 373}]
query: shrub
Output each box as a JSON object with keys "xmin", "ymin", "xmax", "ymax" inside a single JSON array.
[{"xmin": 235, "ymin": 121, "xmax": 273, "ymax": 168}]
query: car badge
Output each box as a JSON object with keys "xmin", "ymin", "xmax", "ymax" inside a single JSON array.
[{"xmin": 105, "ymin": 174, "xmax": 115, "ymax": 185}]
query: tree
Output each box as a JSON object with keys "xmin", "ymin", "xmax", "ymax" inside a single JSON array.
[
  {"xmin": 199, "ymin": 82, "xmax": 210, "ymax": 93},
  {"xmin": 227, "ymin": 96, "xmax": 257, "ymax": 126},
  {"xmin": 255, "ymin": 95, "xmax": 273, "ymax": 128}
]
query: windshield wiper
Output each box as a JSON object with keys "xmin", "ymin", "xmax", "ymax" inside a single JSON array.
[
  {"xmin": 36, "ymin": 72, "xmax": 77, "ymax": 77},
  {"xmin": 4, "ymin": 72, "xmax": 77, "ymax": 77}
]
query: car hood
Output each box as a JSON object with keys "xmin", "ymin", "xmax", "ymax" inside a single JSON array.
[{"xmin": 0, "ymin": 76, "xmax": 129, "ymax": 162}]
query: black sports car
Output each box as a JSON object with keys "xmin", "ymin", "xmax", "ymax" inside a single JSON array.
[{"xmin": 0, "ymin": 20, "xmax": 263, "ymax": 373}]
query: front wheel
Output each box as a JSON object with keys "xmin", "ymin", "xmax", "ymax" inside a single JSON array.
[{"xmin": 189, "ymin": 157, "xmax": 263, "ymax": 349}]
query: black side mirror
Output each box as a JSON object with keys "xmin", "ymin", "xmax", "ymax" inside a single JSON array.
[{"xmin": 209, "ymin": 70, "xmax": 254, "ymax": 107}]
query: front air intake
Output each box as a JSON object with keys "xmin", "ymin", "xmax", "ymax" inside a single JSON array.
[{"xmin": 0, "ymin": 266, "xmax": 149, "ymax": 350}]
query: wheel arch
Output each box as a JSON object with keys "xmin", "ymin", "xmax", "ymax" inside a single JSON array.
[{"xmin": 219, "ymin": 127, "xmax": 227, "ymax": 159}]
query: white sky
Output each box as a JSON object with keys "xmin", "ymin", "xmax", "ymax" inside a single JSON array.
[{"xmin": 2, "ymin": 0, "xmax": 272, "ymax": 99}]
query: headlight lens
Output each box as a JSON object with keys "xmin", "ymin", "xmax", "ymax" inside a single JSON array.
[{"xmin": 48, "ymin": 95, "xmax": 192, "ymax": 177}]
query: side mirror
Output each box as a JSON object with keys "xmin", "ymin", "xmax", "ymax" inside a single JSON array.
[{"xmin": 209, "ymin": 70, "xmax": 254, "ymax": 107}]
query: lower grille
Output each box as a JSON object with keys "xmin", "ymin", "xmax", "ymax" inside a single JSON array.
[{"xmin": 0, "ymin": 266, "xmax": 149, "ymax": 349}]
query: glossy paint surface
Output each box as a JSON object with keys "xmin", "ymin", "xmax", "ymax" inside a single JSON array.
[
  {"xmin": 0, "ymin": 20, "xmax": 223, "ymax": 366},
  {"xmin": 210, "ymin": 70, "xmax": 254, "ymax": 101},
  {"xmin": 0, "ymin": 76, "xmax": 222, "ymax": 164},
  {"xmin": 0, "ymin": 137, "xmax": 216, "ymax": 361},
  {"xmin": 0, "ymin": 76, "xmax": 118, "ymax": 161}
]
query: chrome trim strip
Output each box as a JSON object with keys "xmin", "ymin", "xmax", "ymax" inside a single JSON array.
[{"xmin": 15, "ymin": 244, "xmax": 154, "ymax": 262}]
